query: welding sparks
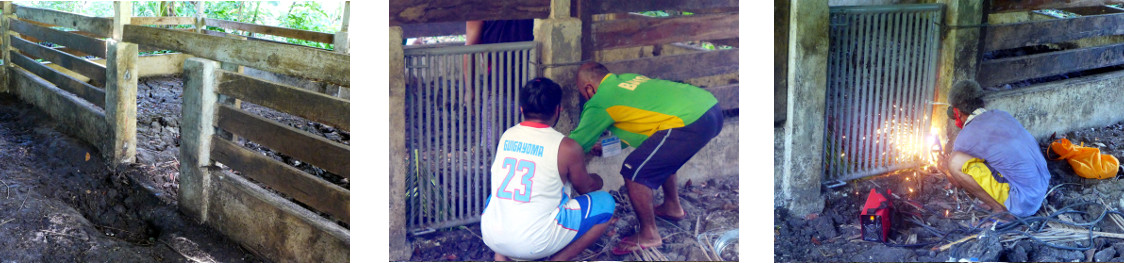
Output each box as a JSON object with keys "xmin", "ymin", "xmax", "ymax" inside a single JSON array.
[{"xmin": 945, "ymin": 209, "xmax": 949, "ymax": 217}]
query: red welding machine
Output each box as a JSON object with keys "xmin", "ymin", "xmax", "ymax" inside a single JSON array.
[{"xmin": 861, "ymin": 188, "xmax": 893, "ymax": 243}]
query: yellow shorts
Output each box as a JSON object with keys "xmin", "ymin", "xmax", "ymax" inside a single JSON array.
[{"xmin": 962, "ymin": 158, "xmax": 1010, "ymax": 207}]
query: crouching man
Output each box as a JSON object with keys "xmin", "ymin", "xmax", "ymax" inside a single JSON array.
[
  {"xmin": 943, "ymin": 80, "xmax": 1050, "ymax": 218},
  {"xmin": 481, "ymin": 78, "xmax": 615, "ymax": 261}
]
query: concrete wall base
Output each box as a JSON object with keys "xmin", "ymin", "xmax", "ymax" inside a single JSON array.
[{"xmin": 984, "ymin": 71, "xmax": 1124, "ymax": 140}]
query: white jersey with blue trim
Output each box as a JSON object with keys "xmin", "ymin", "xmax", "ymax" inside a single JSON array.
[{"xmin": 481, "ymin": 122, "xmax": 580, "ymax": 259}]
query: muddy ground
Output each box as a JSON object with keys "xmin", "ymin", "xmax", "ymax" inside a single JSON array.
[
  {"xmin": 408, "ymin": 175, "xmax": 740, "ymax": 261},
  {"xmin": 774, "ymin": 121, "xmax": 1124, "ymax": 262},
  {"xmin": 0, "ymin": 93, "xmax": 262, "ymax": 262}
]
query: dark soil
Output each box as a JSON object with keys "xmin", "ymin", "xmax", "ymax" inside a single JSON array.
[
  {"xmin": 408, "ymin": 175, "xmax": 740, "ymax": 261},
  {"xmin": 774, "ymin": 121, "xmax": 1124, "ymax": 262},
  {"xmin": 0, "ymin": 93, "xmax": 262, "ymax": 262}
]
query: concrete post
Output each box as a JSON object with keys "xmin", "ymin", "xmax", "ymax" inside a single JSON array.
[
  {"xmin": 535, "ymin": 0, "xmax": 583, "ymax": 133},
  {"xmin": 388, "ymin": 26, "xmax": 411, "ymax": 261},
  {"xmin": 180, "ymin": 57, "xmax": 220, "ymax": 223},
  {"xmin": 194, "ymin": 1, "xmax": 205, "ymax": 33},
  {"xmin": 774, "ymin": 0, "xmax": 789, "ymax": 125},
  {"xmin": 0, "ymin": 1, "xmax": 12, "ymax": 93},
  {"xmin": 105, "ymin": 2, "xmax": 137, "ymax": 164},
  {"xmin": 933, "ymin": 0, "xmax": 983, "ymax": 138},
  {"xmin": 781, "ymin": 0, "xmax": 828, "ymax": 217}
]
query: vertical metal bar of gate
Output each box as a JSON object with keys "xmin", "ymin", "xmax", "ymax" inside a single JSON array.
[
  {"xmin": 403, "ymin": 41, "xmax": 538, "ymax": 233},
  {"xmin": 824, "ymin": 4, "xmax": 943, "ymax": 184}
]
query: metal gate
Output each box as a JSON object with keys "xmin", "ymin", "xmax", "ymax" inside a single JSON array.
[
  {"xmin": 403, "ymin": 41, "xmax": 538, "ymax": 233},
  {"xmin": 823, "ymin": 4, "xmax": 942, "ymax": 184}
]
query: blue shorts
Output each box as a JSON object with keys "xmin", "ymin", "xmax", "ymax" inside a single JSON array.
[
  {"xmin": 621, "ymin": 105, "xmax": 723, "ymax": 189},
  {"xmin": 556, "ymin": 191, "xmax": 615, "ymax": 242}
]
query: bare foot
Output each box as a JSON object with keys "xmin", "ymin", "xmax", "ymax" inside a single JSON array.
[
  {"xmin": 654, "ymin": 203, "xmax": 686, "ymax": 221},
  {"xmin": 611, "ymin": 233, "xmax": 663, "ymax": 255}
]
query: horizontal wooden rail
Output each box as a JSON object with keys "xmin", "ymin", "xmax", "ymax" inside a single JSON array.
[
  {"xmin": 589, "ymin": 0, "xmax": 736, "ymax": 15},
  {"xmin": 131, "ymin": 16, "xmax": 195, "ymax": 26},
  {"xmin": 989, "ymin": 0, "xmax": 1124, "ymax": 13},
  {"xmin": 984, "ymin": 12, "xmax": 1124, "ymax": 52},
  {"xmin": 390, "ymin": 0, "xmax": 550, "ymax": 26},
  {"xmin": 704, "ymin": 84, "xmax": 738, "ymax": 110},
  {"xmin": 215, "ymin": 105, "xmax": 350, "ymax": 178},
  {"xmin": 978, "ymin": 43, "xmax": 1124, "ymax": 87},
  {"xmin": 401, "ymin": 21, "xmax": 466, "ymax": 38},
  {"xmin": 10, "ymin": 19, "xmax": 107, "ymax": 58},
  {"xmin": 204, "ymin": 18, "xmax": 334, "ymax": 44},
  {"xmin": 10, "ymin": 51, "xmax": 106, "ymax": 107},
  {"xmin": 592, "ymin": 12, "xmax": 737, "ymax": 51},
  {"xmin": 10, "ymin": 66, "xmax": 108, "ymax": 149},
  {"xmin": 216, "ymin": 70, "xmax": 349, "ymax": 131},
  {"xmin": 20, "ymin": 18, "xmax": 105, "ymax": 39},
  {"xmin": 210, "ymin": 136, "xmax": 350, "ymax": 224},
  {"xmin": 10, "ymin": 35, "xmax": 107, "ymax": 85},
  {"xmin": 201, "ymin": 29, "xmax": 329, "ymax": 50},
  {"xmin": 124, "ymin": 25, "xmax": 349, "ymax": 86},
  {"xmin": 603, "ymin": 48, "xmax": 738, "ymax": 82},
  {"xmin": 14, "ymin": 4, "xmax": 111, "ymax": 37}
]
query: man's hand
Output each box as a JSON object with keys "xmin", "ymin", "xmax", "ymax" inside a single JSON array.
[{"xmin": 591, "ymin": 142, "xmax": 603, "ymax": 157}]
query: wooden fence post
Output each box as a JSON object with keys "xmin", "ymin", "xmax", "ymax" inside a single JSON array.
[
  {"xmin": 1, "ymin": 1, "xmax": 12, "ymax": 93},
  {"xmin": 389, "ymin": 25, "xmax": 411, "ymax": 261},
  {"xmin": 331, "ymin": 1, "xmax": 350, "ymax": 99},
  {"xmin": 194, "ymin": 1, "xmax": 205, "ymax": 33},
  {"xmin": 105, "ymin": 1, "xmax": 137, "ymax": 164},
  {"xmin": 180, "ymin": 57, "xmax": 219, "ymax": 222}
]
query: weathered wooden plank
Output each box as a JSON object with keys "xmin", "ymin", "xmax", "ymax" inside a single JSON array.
[
  {"xmin": 130, "ymin": 16, "xmax": 195, "ymax": 26},
  {"xmin": 10, "ymin": 66, "xmax": 108, "ymax": 153},
  {"xmin": 204, "ymin": 18, "xmax": 334, "ymax": 43},
  {"xmin": 593, "ymin": 13, "xmax": 737, "ymax": 50},
  {"xmin": 10, "ymin": 51, "xmax": 106, "ymax": 107},
  {"xmin": 216, "ymin": 70, "xmax": 349, "ymax": 131},
  {"xmin": 985, "ymin": 12, "xmax": 1124, "ymax": 52},
  {"xmin": 20, "ymin": 18, "xmax": 105, "ymax": 39},
  {"xmin": 13, "ymin": 4, "xmax": 112, "ymax": 37},
  {"xmin": 9, "ymin": 19, "xmax": 107, "ymax": 58},
  {"xmin": 124, "ymin": 25, "xmax": 349, "ymax": 86},
  {"xmin": 592, "ymin": 0, "xmax": 736, "ymax": 14},
  {"xmin": 989, "ymin": 0, "xmax": 1124, "ymax": 13},
  {"xmin": 210, "ymin": 136, "xmax": 350, "ymax": 224},
  {"xmin": 1059, "ymin": 5, "xmax": 1124, "ymax": 15},
  {"xmin": 710, "ymin": 38, "xmax": 738, "ymax": 48},
  {"xmin": 215, "ymin": 105, "xmax": 349, "ymax": 178},
  {"xmin": 704, "ymin": 84, "xmax": 738, "ymax": 110},
  {"xmin": 389, "ymin": 0, "xmax": 550, "ymax": 26},
  {"xmin": 9, "ymin": 35, "xmax": 106, "ymax": 84},
  {"xmin": 201, "ymin": 29, "xmax": 329, "ymax": 51},
  {"xmin": 979, "ymin": 42, "xmax": 1124, "ymax": 87},
  {"xmin": 603, "ymin": 48, "xmax": 738, "ymax": 82},
  {"xmin": 401, "ymin": 21, "xmax": 465, "ymax": 38}
]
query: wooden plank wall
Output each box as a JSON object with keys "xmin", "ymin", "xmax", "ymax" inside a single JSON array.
[
  {"xmin": 389, "ymin": 0, "xmax": 551, "ymax": 26},
  {"xmin": 979, "ymin": 7, "xmax": 1124, "ymax": 87},
  {"xmin": 989, "ymin": 0, "xmax": 1124, "ymax": 12}
]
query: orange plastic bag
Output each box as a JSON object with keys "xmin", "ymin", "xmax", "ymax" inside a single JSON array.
[{"xmin": 1050, "ymin": 138, "xmax": 1120, "ymax": 179}]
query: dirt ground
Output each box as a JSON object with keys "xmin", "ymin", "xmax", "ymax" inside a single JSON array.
[
  {"xmin": 407, "ymin": 175, "xmax": 740, "ymax": 261},
  {"xmin": 0, "ymin": 93, "xmax": 262, "ymax": 262},
  {"xmin": 774, "ymin": 121, "xmax": 1124, "ymax": 262}
]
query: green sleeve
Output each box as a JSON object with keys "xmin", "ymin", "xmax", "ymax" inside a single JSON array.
[{"xmin": 568, "ymin": 107, "xmax": 615, "ymax": 153}]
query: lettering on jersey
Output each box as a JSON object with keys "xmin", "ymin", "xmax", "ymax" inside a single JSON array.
[
  {"xmin": 618, "ymin": 75, "xmax": 650, "ymax": 91},
  {"xmin": 502, "ymin": 140, "xmax": 544, "ymax": 157}
]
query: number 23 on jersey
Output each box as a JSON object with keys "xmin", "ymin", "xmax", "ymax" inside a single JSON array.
[{"xmin": 497, "ymin": 157, "xmax": 536, "ymax": 202}]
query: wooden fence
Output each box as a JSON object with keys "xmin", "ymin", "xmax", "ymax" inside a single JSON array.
[
  {"xmin": 2, "ymin": 2, "xmax": 137, "ymax": 164},
  {"xmin": 978, "ymin": 5, "xmax": 1124, "ymax": 87}
]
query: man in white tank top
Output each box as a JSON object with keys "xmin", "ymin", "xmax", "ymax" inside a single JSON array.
[{"xmin": 481, "ymin": 78, "xmax": 616, "ymax": 261}]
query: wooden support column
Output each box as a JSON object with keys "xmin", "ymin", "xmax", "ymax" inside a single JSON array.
[
  {"xmin": 781, "ymin": 0, "xmax": 827, "ymax": 217},
  {"xmin": 180, "ymin": 57, "xmax": 219, "ymax": 223},
  {"xmin": 388, "ymin": 26, "xmax": 410, "ymax": 261},
  {"xmin": 934, "ymin": 0, "xmax": 983, "ymax": 140},
  {"xmin": 194, "ymin": 1, "xmax": 205, "ymax": 33},
  {"xmin": 536, "ymin": 0, "xmax": 584, "ymax": 133},
  {"xmin": 1, "ymin": 1, "xmax": 13, "ymax": 93},
  {"xmin": 105, "ymin": 1, "xmax": 137, "ymax": 164},
  {"xmin": 332, "ymin": 1, "xmax": 350, "ymax": 99},
  {"xmin": 775, "ymin": 0, "xmax": 789, "ymax": 124}
]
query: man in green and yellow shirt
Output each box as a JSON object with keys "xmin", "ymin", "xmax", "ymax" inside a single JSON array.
[{"xmin": 569, "ymin": 62, "xmax": 724, "ymax": 254}]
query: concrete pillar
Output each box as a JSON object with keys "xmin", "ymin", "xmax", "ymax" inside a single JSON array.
[
  {"xmin": 535, "ymin": 0, "xmax": 583, "ymax": 133},
  {"xmin": 105, "ymin": 2, "xmax": 137, "ymax": 164},
  {"xmin": 932, "ymin": 0, "xmax": 983, "ymax": 138},
  {"xmin": 0, "ymin": 2, "xmax": 13, "ymax": 93},
  {"xmin": 180, "ymin": 57, "xmax": 220, "ymax": 223},
  {"xmin": 388, "ymin": 26, "xmax": 411, "ymax": 261},
  {"xmin": 781, "ymin": 0, "xmax": 828, "ymax": 217}
]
